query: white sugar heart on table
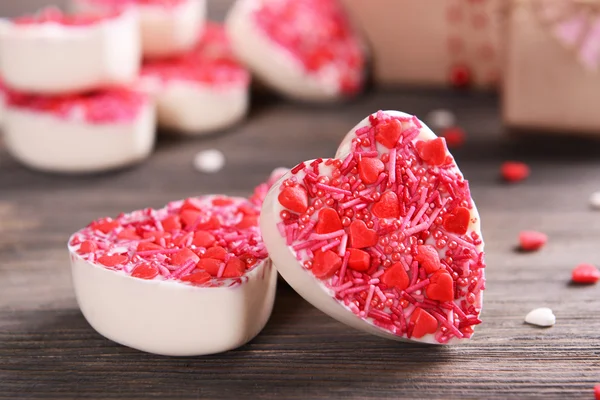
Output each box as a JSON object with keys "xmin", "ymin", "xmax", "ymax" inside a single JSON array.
[
  {"xmin": 525, "ymin": 307, "xmax": 556, "ymax": 327},
  {"xmin": 261, "ymin": 110, "xmax": 486, "ymax": 344}
]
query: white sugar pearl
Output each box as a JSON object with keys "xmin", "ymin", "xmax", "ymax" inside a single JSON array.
[
  {"xmin": 525, "ymin": 307, "xmax": 555, "ymax": 327},
  {"xmin": 193, "ymin": 149, "xmax": 225, "ymax": 173},
  {"xmin": 426, "ymin": 109, "xmax": 456, "ymax": 130},
  {"xmin": 589, "ymin": 191, "xmax": 600, "ymax": 210}
]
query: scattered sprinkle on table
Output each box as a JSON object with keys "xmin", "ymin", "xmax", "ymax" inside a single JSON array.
[
  {"xmin": 524, "ymin": 307, "xmax": 555, "ymax": 327},
  {"xmin": 441, "ymin": 126, "xmax": 466, "ymax": 148},
  {"xmin": 589, "ymin": 191, "xmax": 600, "ymax": 210},
  {"xmin": 571, "ymin": 263, "xmax": 600, "ymax": 284},
  {"xmin": 518, "ymin": 230, "xmax": 547, "ymax": 252},
  {"xmin": 501, "ymin": 161, "xmax": 530, "ymax": 183},
  {"xmin": 193, "ymin": 149, "xmax": 225, "ymax": 173},
  {"xmin": 426, "ymin": 109, "xmax": 456, "ymax": 130}
]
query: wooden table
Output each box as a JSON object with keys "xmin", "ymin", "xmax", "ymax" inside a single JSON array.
[{"xmin": 2, "ymin": 89, "xmax": 600, "ymax": 399}]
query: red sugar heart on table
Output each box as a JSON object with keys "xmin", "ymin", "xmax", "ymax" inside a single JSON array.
[
  {"xmin": 519, "ymin": 230, "xmax": 547, "ymax": 251},
  {"xmin": 261, "ymin": 110, "xmax": 485, "ymax": 345},
  {"xmin": 572, "ymin": 263, "xmax": 600, "ymax": 284}
]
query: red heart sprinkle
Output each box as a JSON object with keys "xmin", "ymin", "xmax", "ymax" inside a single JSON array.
[
  {"xmin": 572, "ymin": 263, "xmax": 600, "ymax": 284},
  {"xmin": 415, "ymin": 245, "xmax": 441, "ymax": 274},
  {"xmin": 372, "ymin": 191, "xmax": 400, "ymax": 219},
  {"xmin": 196, "ymin": 216, "xmax": 221, "ymax": 230},
  {"xmin": 426, "ymin": 270, "xmax": 455, "ymax": 302},
  {"xmin": 161, "ymin": 215, "xmax": 182, "ymax": 231},
  {"xmin": 238, "ymin": 203, "xmax": 258, "ymax": 216},
  {"xmin": 347, "ymin": 248, "xmax": 371, "ymax": 272},
  {"xmin": 594, "ymin": 384, "xmax": 600, "ymax": 400},
  {"xmin": 349, "ymin": 220, "xmax": 378, "ymax": 248},
  {"xmin": 312, "ymin": 250, "xmax": 343, "ymax": 279},
  {"xmin": 131, "ymin": 263, "xmax": 159, "ymax": 280},
  {"xmin": 78, "ymin": 240, "xmax": 97, "ymax": 254},
  {"xmin": 278, "ymin": 186, "xmax": 308, "ymax": 213},
  {"xmin": 179, "ymin": 210, "xmax": 201, "ymax": 228},
  {"xmin": 222, "ymin": 257, "xmax": 246, "ymax": 278},
  {"xmin": 212, "ymin": 197, "xmax": 234, "ymax": 206},
  {"xmin": 171, "ymin": 248, "xmax": 200, "ymax": 266},
  {"xmin": 204, "ymin": 246, "xmax": 227, "ymax": 260},
  {"xmin": 381, "ymin": 262, "xmax": 409, "ymax": 290},
  {"xmin": 236, "ymin": 215, "xmax": 258, "ymax": 229},
  {"xmin": 358, "ymin": 157, "xmax": 385, "ymax": 184},
  {"xmin": 411, "ymin": 307, "xmax": 438, "ymax": 338},
  {"xmin": 375, "ymin": 119, "xmax": 403, "ymax": 149},
  {"xmin": 450, "ymin": 64, "xmax": 471, "ymax": 88},
  {"xmin": 501, "ymin": 161, "xmax": 530, "ymax": 183},
  {"xmin": 443, "ymin": 207, "xmax": 471, "ymax": 235},
  {"xmin": 180, "ymin": 198, "xmax": 202, "ymax": 212},
  {"xmin": 137, "ymin": 242, "xmax": 163, "ymax": 252},
  {"xmin": 416, "ymin": 137, "xmax": 448, "ymax": 166},
  {"xmin": 180, "ymin": 270, "xmax": 211, "ymax": 284},
  {"xmin": 442, "ymin": 127, "xmax": 466, "ymax": 148},
  {"xmin": 315, "ymin": 207, "xmax": 343, "ymax": 234},
  {"xmin": 197, "ymin": 258, "xmax": 223, "ymax": 276},
  {"xmin": 117, "ymin": 228, "xmax": 140, "ymax": 240},
  {"xmin": 91, "ymin": 219, "xmax": 120, "ymax": 234},
  {"xmin": 192, "ymin": 231, "xmax": 216, "ymax": 248},
  {"xmin": 97, "ymin": 254, "xmax": 129, "ymax": 267},
  {"xmin": 519, "ymin": 230, "xmax": 547, "ymax": 251}
]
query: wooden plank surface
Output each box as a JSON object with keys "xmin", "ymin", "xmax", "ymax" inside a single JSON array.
[{"xmin": 1, "ymin": 88, "xmax": 600, "ymax": 399}]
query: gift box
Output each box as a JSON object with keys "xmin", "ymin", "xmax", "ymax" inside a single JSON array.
[
  {"xmin": 340, "ymin": 0, "xmax": 503, "ymax": 89},
  {"xmin": 503, "ymin": 0, "xmax": 600, "ymax": 134}
]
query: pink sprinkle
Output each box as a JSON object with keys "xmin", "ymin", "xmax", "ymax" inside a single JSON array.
[
  {"xmin": 315, "ymin": 183, "xmax": 352, "ymax": 196},
  {"xmin": 400, "ymin": 205, "xmax": 416, "ymax": 231},
  {"xmin": 333, "ymin": 280, "xmax": 353, "ymax": 292},
  {"xmin": 403, "ymin": 222, "xmax": 428, "ymax": 236},
  {"xmin": 411, "ymin": 201, "xmax": 430, "ymax": 227},
  {"xmin": 341, "ymin": 284, "xmax": 370, "ymax": 296},
  {"xmin": 410, "ymin": 261, "xmax": 419, "ymax": 286},
  {"xmin": 321, "ymin": 238, "xmax": 341, "ymax": 252},
  {"xmin": 296, "ymin": 219, "xmax": 317, "ymax": 241},
  {"xmin": 277, "ymin": 222, "xmax": 286, "ymax": 237},
  {"xmin": 374, "ymin": 286, "xmax": 386, "ymax": 302},
  {"xmin": 310, "ymin": 240, "xmax": 330, "ymax": 251},
  {"xmin": 309, "ymin": 229, "xmax": 345, "ymax": 241},
  {"xmin": 341, "ymin": 153, "xmax": 354, "ymax": 171},
  {"xmin": 363, "ymin": 285, "xmax": 376, "ymax": 314},
  {"xmin": 356, "ymin": 125, "xmax": 371, "ymax": 136},
  {"xmin": 372, "ymin": 269, "xmax": 385, "ymax": 279},
  {"xmin": 338, "ymin": 234, "xmax": 348, "ymax": 257},
  {"xmin": 216, "ymin": 261, "xmax": 227, "ymax": 278},
  {"xmin": 356, "ymin": 151, "xmax": 378, "ymax": 157},
  {"xmin": 368, "ymin": 278, "xmax": 380, "ymax": 285},
  {"xmin": 285, "ymin": 224, "xmax": 295, "ymax": 245},
  {"xmin": 158, "ymin": 264, "xmax": 170, "ymax": 276},
  {"xmin": 337, "ymin": 251, "xmax": 350, "ymax": 286},
  {"xmin": 411, "ymin": 115, "xmax": 422, "ymax": 129},
  {"xmin": 136, "ymin": 248, "xmax": 180, "ymax": 256},
  {"xmin": 405, "ymin": 167, "xmax": 417, "ymax": 182},
  {"xmin": 405, "ymin": 278, "xmax": 430, "ymax": 293},
  {"xmin": 292, "ymin": 240, "xmax": 318, "ymax": 251},
  {"xmin": 354, "ymin": 203, "xmax": 368, "ymax": 211},
  {"xmin": 169, "ymin": 259, "xmax": 196, "ymax": 279},
  {"xmin": 431, "ymin": 310, "xmax": 464, "ymax": 339},
  {"xmin": 403, "ymin": 127, "xmax": 420, "ymax": 141},
  {"xmin": 388, "ymin": 149, "xmax": 397, "ymax": 184}
]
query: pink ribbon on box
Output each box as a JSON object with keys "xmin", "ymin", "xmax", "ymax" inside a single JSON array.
[{"xmin": 533, "ymin": 0, "xmax": 600, "ymax": 70}]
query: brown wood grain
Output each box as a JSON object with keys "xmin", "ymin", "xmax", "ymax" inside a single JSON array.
[{"xmin": 1, "ymin": 88, "xmax": 600, "ymax": 399}]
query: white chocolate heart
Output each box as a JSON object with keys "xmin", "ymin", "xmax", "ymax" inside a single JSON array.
[{"xmin": 261, "ymin": 110, "xmax": 486, "ymax": 345}]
